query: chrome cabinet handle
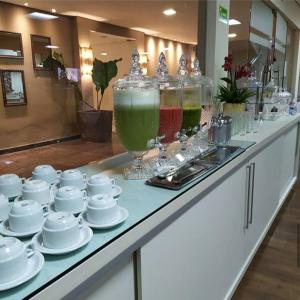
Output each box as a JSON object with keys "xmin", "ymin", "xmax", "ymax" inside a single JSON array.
[
  {"xmin": 249, "ymin": 162, "xmax": 255, "ymax": 224},
  {"xmin": 244, "ymin": 165, "xmax": 251, "ymax": 230}
]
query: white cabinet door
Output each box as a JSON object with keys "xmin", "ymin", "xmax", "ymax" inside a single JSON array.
[
  {"xmin": 245, "ymin": 137, "xmax": 282, "ymax": 257},
  {"xmin": 64, "ymin": 256, "xmax": 135, "ymax": 300},
  {"xmin": 139, "ymin": 165, "xmax": 247, "ymax": 300},
  {"xmin": 279, "ymin": 125, "xmax": 298, "ymax": 200}
]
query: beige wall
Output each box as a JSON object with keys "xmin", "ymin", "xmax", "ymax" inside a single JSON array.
[
  {"xmin": 0, "ymin": 2, "xmax": 78, "ymax": 150},
  {"xmin": 144, "ymin": 35, "xmax": 196, "ymax": 76},
  {"xmin": 75, "ymin": 17, "xmax": 144, "ymax": 108},
  {"xmin": 75, "ymin": 17, "xmax": 195, "ymax": 120}
]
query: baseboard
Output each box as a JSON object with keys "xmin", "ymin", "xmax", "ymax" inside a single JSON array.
[
  {"xmin": 0, "ymin": 135, "xmax": 81, "ymax": 155},
  {"xmin": 225, "ymin": 176, "xmax": 297, "ymax": 300}
]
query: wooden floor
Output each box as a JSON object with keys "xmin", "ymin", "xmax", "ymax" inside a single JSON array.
[
  {"xmin": 0, "ymin": 135, "xmax": 124, "ymax": 178},
  {"xmin": 1, "ymin": 138, "xmax": 300, "ymax": 299},
  {"xmin": 233, "ymin": 184, "xmax": 300, "ymax": 299}
]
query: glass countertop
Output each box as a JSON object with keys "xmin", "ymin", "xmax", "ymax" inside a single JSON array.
[{"xmin": 0, "ymin": 140, "xmax": 254, "ymax": 300}]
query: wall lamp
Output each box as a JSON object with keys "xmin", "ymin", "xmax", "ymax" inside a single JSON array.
[{"xmin": 80, "ymin": 47, "xmax": 93, "ymax": 75}]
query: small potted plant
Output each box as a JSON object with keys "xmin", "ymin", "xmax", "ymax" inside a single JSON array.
[{"xmin": 217, "ymin": 55, "xmax": 254, "ymax": 113}]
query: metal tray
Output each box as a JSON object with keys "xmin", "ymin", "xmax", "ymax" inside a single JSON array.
[{"xmin": 146, "ymin": 145, "xmax": 245, "ymax": 190}]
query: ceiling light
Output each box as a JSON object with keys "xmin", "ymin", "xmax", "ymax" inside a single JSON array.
[
  {"xmin": 51, "ymin": 8, "xmax": 56, "ymax": 13},
  {"xmin": 62, "ymin": 11, "xmax": 107, "ymax": 22},
  {"xmin": 24, "ymin": 2, "xmax": 29, "ymax": 6},
  {"xmin": 45, "ymin": 45, "xmax": 59, "ymax": 49},
  {"xmin": 163, "ymin": 8, "xmax": 176, "ymax": 16},
  {"xmin": 162, "ymin": 47, "xmax": 170, "ymax": 51},
  {"xmin": 228, "ymin": 33, "xmax": 237, "ymax": 38},
  {"xmin": 100, "ymin": 52, "xmax": 107, "ymax": 56},
  {"xmin": 28, "ymin": 12, "xmax": 58, "ymax": 20},
  {"xmin": 131, "ymin": 27, "xmax": 158, "ymax": 36},
  {"xmin": 228, "ymin": 19, "xmax": 241, "ymax": 26}
]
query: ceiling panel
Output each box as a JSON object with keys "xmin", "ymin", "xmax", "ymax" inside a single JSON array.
[{"xmin": 4, "ymin": 0, "xmax": 198, "ymax": 44}]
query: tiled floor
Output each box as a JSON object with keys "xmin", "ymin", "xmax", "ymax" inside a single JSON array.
[{"xmin": 0, "ymin": 137, "xmax": 299, "ymax": 299}]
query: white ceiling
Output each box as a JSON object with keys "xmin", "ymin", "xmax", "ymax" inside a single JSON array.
[{"xmin": 4, "ymin": 0, "xmax": 198, "ymax": 44}]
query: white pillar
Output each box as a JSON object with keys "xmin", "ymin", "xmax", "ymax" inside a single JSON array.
[
  {"xmin": 205, "ymin": 0, "xmax": 230, "ymax": 90},
  {"xmin": 291, "ymin": 31, "xmax": 300, "ymax": 102}
]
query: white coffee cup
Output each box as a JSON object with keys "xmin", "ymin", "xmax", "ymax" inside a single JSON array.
[
  {"xmin": 31, "ymin": 165, "xmax": 62, "ymax": 185},
  {"xmin": 42, "ymin": 212, "xmax": 82, "ymax": 249},
  {"xmin": 0, "ymin": 193, "xmax": 9, "ymax": 221},
  {"xmin": 9, "ymin": 200, "xmax": 48, "ymax": 233},
  {"xmin": 0, "ymin": 237, "xmax": 35, "ymax": 284},
  {"xmin": 87, "ymin": 174, "xmax": 115, "ymax": 196},
  {"xmin": 22, "ymin": 179, "xmax": 51, "ymax": 205},
  {"xmin": 0, "ymin": 174, "xmax": 25, "ymax": 198},
  {"xmin": 59, "ymin": 169, "xmax": 87, "ymax": 190},
  {"xmin": 86, "ymin": 194, "xmax": 119, "ymax": 224},
  {"xmin": 55, "ymin": 186, "xmax": 87, "ymax": 214}
]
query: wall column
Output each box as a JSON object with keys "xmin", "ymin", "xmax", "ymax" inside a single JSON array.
[
  {"xmin": 291, "ymin": 30, "xmax": 300, "ymax": 101},
  {"xmin": 205, "ymin": 0, "xmax": 230, "ymax": 89}
]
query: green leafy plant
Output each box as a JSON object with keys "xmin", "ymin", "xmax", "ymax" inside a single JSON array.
[
  {"xmin": 43, "ymin": 52, "xmax": 94, "ymax": 110},
  {"xmin": 216, "ymin": 77, "xmax": 255, "ymax": 104},
  {"xmin": 92, "ymin": 58, "xmax": 122, "ymax": 110},
  {"xmin": 42, "ymin": 51, "xmax": 65, "ymax": 71},
  {"xmin": 216, "ymin": 55, "xmax": 255, "ymax": 104}
]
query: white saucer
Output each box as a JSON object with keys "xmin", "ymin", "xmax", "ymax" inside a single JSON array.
[
  {"xmin": 112, "ymin": 185, "xmax": 122, "ymax": 198},
  {"xmin": 80, "ymin": 206, "xmax": 128, "ymax": 229},
  {"xmin": 32, "ymin": 225, "xmax": 93, "ymax": 255},
  {"xmin": 0, "ymin": 219, "xmax": 42, "ymax": 238},
  {"xmin": 0, "ymin": 252, "xmax": 44, "ymax": 291},
  {"xmin": 49, "ymin": 201, "xmax": 87, "ymax": 215}
]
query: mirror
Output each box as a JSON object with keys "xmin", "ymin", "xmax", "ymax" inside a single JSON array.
[
  {"xmin": 30, "ymin": 35, "xmax": 52, "ymax": 70},
  {"xmin": 1, "ymin": 70, "xmax": 27, "ymax": 107},
  {"xmin": 0, "ymin": 31, "xmax": 23, "ymax": 58}
]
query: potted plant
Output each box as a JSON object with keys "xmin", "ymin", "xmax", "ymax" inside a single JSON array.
[
  {"xmin": 216, "ymin": 55, "xmax": 254, "ymax": 114},
  {"xmin": 43, "ymin": 52, "xmax": 122, "ymax": 142},
  {"xmin": 77, "ymin": 57, "xmax": 122, "ymax": 142}
]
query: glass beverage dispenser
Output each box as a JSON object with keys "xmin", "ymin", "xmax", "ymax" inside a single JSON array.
[
  {"xmin": 190, "ymin": 57, "xmax": 213, "ymax": 125},
  {"xmin": 190, "ymin": 57, "xmax": 213, "ymax": 153},
  {"xmin": 157, "ymin": 52, "xmax": 182, "ymax": 144},
  {"xmin": 176, "ymin": 54, "xmax": 202, "ymax": 134},
  {"xmin": 154, "ymin": 52, "xmax": 183, "ymax": 171},
  {"xmin": 113, "ymin": 49, "xmax": 160, "ymax": 179}
]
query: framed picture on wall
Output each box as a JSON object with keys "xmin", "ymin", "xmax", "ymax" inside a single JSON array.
[
  {"xmin": 0, "ymin": 70, "xmax": 27, "ymax": 107},
  {"xmin": 0, "ymin": 31, "xmax": 23, "ymax": 59},
  {"xmin": 30, "ymin": 35, "xmax": 52, "ymax": 70}
]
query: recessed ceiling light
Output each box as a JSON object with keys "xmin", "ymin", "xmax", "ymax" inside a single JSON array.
[
  {"xmin": 51, "ymin": 8, "xmax": 56, "ymax": 13},
  {"xmin": 100, "ymin": 52, "xmax": 107, "ymax": 56},
  {"xmin": 228, "ymin": 19, "xmax": 241, "ymax": 26},
  {"xmin": 131, "ymin": 27, "xmax": 159, "ymax": 36},
  {"xmin": 163, "ymin": 8, "xmax": 176, "ymax": 16},
  {"xmin": 45, "ymin": 45, "xmax": 59, "ymax": 49},
  {"xmin": 228, "ymin": 33, "xmax": 237, "ymax": 38},
  {"xmin": 28, "ymin": 12, "xmax": 58, "ymax": 20},
  {"xmin": 24, "ymin": 2, "xmax": 29, "ymax": 6}
]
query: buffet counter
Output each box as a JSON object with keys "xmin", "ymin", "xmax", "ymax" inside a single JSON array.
[{"xmin": 2, "ymin": 115, "xmax": 300, "ymax": 300}]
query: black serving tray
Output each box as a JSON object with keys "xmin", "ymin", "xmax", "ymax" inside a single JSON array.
[{"xmin": 146, "ymin": 145, "xmax": 245, "ymax": 190}]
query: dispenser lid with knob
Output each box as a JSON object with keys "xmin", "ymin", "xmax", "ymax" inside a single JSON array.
[
  {"xmin": 156, "ymin": 52, "xmax": 180, "ymax": 89},
  {"xmin": 113, "ymin": 48, "xmax": 158, "ymax": 91}
]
